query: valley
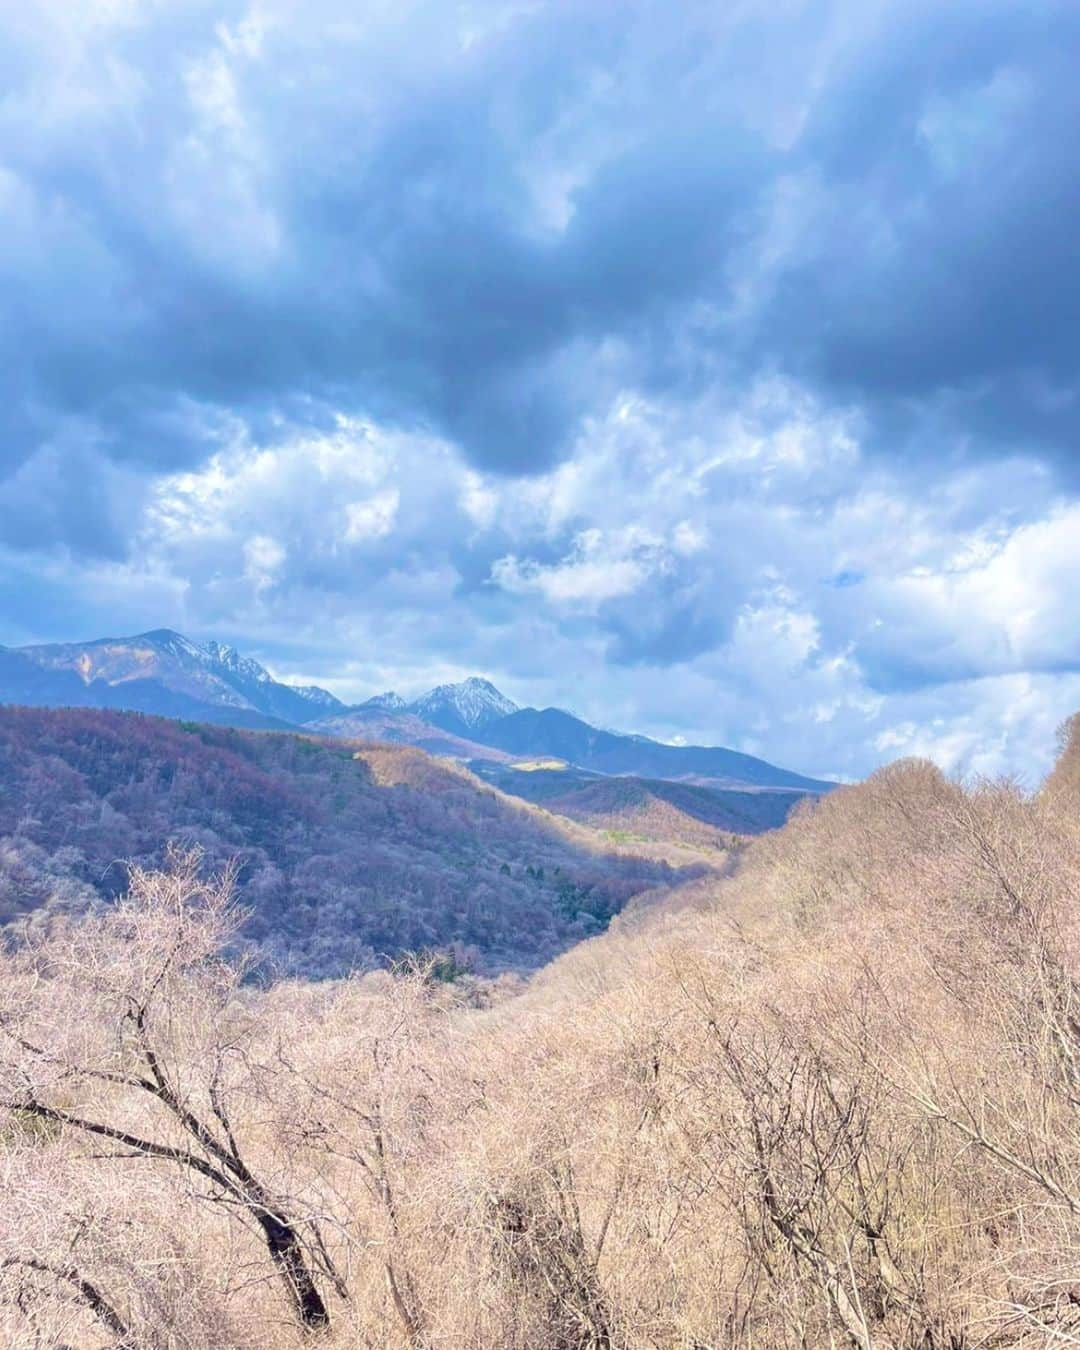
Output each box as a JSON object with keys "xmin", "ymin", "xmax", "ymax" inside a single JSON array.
[
  {"xmin": 0, "ymin": 705, "xmax": 691, "ymax": 977},
  {"xmin": 5, "ymin": 633, "xmax": 1074, "ymax": 1350}
]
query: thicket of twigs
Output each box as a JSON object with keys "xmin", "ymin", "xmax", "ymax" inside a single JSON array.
[{"xmin": 1, "ymin": 715, "xmax": 1078, "ymax": 1348}]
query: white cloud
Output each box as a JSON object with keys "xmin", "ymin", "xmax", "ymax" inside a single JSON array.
[
  {"xmin": 839, "ymin": 498, "xmax": 1080, "ymax": 687},
  {"xmin": 491, "ymin": 527, "xmax": 671, "ymax": 610},
  {"xmin": 459, "ymin": 471, "xmax": 498, "ymax": 529},
  {"xmin": 344, "ymin": 488, "xmax": 399, "ymax": 542},
  {"xmin": 243, "ymin": 533, "xmax": 285, "ymax": 591},
  {"xmin": 672, "ymin": 520, "xmax": 708, "ymax": 555}
]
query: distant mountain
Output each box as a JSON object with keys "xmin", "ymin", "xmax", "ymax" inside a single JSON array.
[
  {"xmin": 360, "ymin": 691, "xmax": 408, "ymax": 711},
  {"xmin": 0, "ymin": 628, "xmax": 834, "ymax": 801},
  {"xmin": 0, "ymin": 644, "xmax": 103, "ymax": 708},
  {"xmin": 199, "ymin": 639, "xmax": 343, "ymax": 723},
  {"xmin": 3, "ymin": 629, "xmax": 343, "ymax": 728},
  {"xmin": 309, "ymin": 705, "xmax": 513, "ymax": 762},
  {"xmin": 407, "ymin": 677, "xmax": 519, "ymax": 738},
  {"xmin": 472, "ymin": 706, "xmax": 831, "ymax": 793}
]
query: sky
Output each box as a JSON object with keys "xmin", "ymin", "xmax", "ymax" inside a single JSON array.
[{"xmin": 1, "ymin": 0, "xmax": 1078, "ymax": 783}]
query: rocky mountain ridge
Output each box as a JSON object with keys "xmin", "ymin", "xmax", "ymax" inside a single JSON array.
[{"xmin": 1, "ymin": 629, "xmax": 834, "ymax": 807}]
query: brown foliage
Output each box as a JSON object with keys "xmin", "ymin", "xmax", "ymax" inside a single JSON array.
[{"xmin": 0, "ymin": 722, "xmax": 1078, "ymax": 1346}]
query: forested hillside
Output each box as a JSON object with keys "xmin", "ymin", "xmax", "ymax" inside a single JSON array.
[
  {"xmin": 1, "ymin": 718, "xmax": 1076, "ymax": 1347},
  {"xmin": 470, "ymin": 760, "xmax": 803, "ymax": 846},
  {"xmin": 0, "ymin": 706, "xmax": 685, "ymax": 975}
]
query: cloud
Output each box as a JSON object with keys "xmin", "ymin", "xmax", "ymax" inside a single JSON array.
[
  {"xmin": 344, "ymin": 490, "xmax": 400, "ymax": 543},
  {"xmin": 847, "ymin": 504, "xmax": 1080, "ymax": 691},
  {"xmin": 243, "ymin": 534, "xmax": 286, "ymax": 593},
  {"xmin": 491, "ymin": 527, "xmax": 670, "ymax": 611},
  {"xmin": 4, "ymin": 0, "xmax": 1079, "ymax": 513},
  {"xmin": 4, "ymin": 372, "xmax": 1073, "ymax": 781},
  {"xmin": 1, "ymin": 0, "xmax": 1078, "ymax": 782},
  {"xmin": 746, "ymin": 2, "xmax": 1080, "ymax": 479}
]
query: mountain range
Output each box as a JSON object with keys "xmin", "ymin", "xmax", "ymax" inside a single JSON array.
[
  {"xmin": 0, "ymin": 629, "xmax": 336, "ymax": 730},
  {"xmin": 0, "ymin": 629, "xmax": 834, "ymax": 819}
]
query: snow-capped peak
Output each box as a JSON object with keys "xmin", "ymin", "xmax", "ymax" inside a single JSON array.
[
  {"xmin": 361, "ymin": 691, "xmax": 408, "ymax": 711},
  {"xmin": 202, "ymin": 640, "xmax": 274, "ymax": 684},
  {"xmin": 291, "ymin": 685, "xmax": 343, "ymax": 709},
  {"xmin": 199, "ymin": 641, "xmax": 342, "ymax": 711},
  {"xmin": 409, "ymin": 677, "xmax": 517, "ymax": 732},
  {"xmin": 137, "ymin": 629, "xmax": 207, "ymax": 662}
]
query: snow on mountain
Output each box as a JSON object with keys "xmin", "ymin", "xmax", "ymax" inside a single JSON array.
[
  {"xmin": 9, "ymin": 630, "xmax": 342, "ymax": 725},
  {"xmin": 202, "ymin": 640, "xmax": 275, "ymax": 685},
  {"xmin": 197, "ymin": 638, "xmax": 342, "ymax": 718},
  {"xmin": 291, "ymin": 685, "xmax": 344, "ymax": 709},
  {"xmin": 4, "ymin": 632, "xmax": 834, "ymax": 794},
  {"xmin": 407, "ymin": 677, "xmax": 518, "ymax": 736},
  {"xmin": 138, "ymin": 629, "xmax": 209, "ymax": 663},
  {"xmin": 360, "ymin": 691, "xmax": 408, "ymax": 711}
]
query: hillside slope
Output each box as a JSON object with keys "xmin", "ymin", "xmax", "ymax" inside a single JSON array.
[
  {"xmin": 0, "ymin": 706, "xmax": 687, "ymax": 976},
  {"xmin": 3, "ymin": 721, "xmax": 1076, "ymax": 1348},
  {"xmin": 542, "ymin": 775, "xmax": 799, "ymax": 844},
  {"xmin": 310, "ymin": 706, "xmax": 513, "ymax": 762},
  {"xmin": 475, "ymin": 705, "xmax": 832, "ymax": 791},
  {"xmin": 469, "ymin": 760, "xmax": 806, "ymax": 846}
]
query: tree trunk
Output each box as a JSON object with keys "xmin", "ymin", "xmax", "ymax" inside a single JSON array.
[{"xmin": 258, "ymin": 1211, "xmax": 330, "ymax": 1331}]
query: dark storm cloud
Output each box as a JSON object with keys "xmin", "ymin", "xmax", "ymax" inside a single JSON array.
[
  {"xmin": 4, "ymin": 0, "xmax": 1078, "ymax": 521},
  {"xmin": 754, "ymin": 1, "xmax": 1080, "ymax": 476}
]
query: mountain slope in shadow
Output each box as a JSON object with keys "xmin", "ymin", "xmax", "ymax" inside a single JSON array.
[
  {"xmin": 474, "ymin": 706, "xmax": 831, "ymax": 791},
  {"xmin": 0, "ymin": 706, "xmax": 692, "ymax": 977}
]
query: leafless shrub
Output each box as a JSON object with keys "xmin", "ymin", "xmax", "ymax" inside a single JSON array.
[
  {"xmin": 0, "ymin": 847, "xmax": 341, "ymax": 1338},
  {"xmin": 0, "ymin": 723, "xmax": 1077, "ymax": 1347}
]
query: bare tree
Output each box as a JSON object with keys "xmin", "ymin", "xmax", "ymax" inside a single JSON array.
[
  {"xmin": 0, "ymin": 848, "xmax": 341, "ymax": 1335},
  {"xmin": 270, "ymin": 968, "xmax": 441, "ymax": 1347}
]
